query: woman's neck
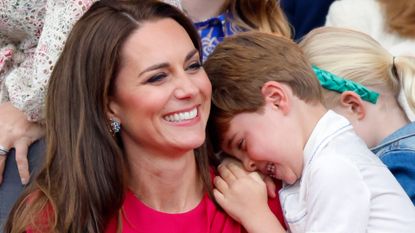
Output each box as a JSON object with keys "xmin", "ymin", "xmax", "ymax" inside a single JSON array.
[
  {"xmin": 127, "ymin": 149, "xmax": 204, "ymax": 213},
  {"xmin": 180, "ymin": 0, "xmax": 227, "ymax": 22}
]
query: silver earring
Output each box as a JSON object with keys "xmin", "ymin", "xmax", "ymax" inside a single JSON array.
[{"xmin": 110, "ymin": 118, "xmax": 121, "ymax": 134}]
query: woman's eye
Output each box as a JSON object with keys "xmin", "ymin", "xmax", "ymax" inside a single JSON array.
[
  {"xmin": 186, "ymin": 62, "xmax": 202, "ymax": 71},
  {"xmin": 146, "ymin": 73, "xmax": 167, "ymax": 83}
]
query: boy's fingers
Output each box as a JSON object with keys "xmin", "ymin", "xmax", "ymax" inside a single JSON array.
[
  {"xmin": 214, "ymin": 176, "xmax": 229, "ymax": 193},
  {"xmin": 221, "ymin": 157, "xmax": 242, "ymax": 167},
  {"xmin": 227, "ymin": 163, "xmax": 248, "ymax": 178},
  {"xmin": 248, "ymin": 171, "xmax": 264, "ymax": 183},
  {"xmin": 213, "ymin": 189, "xmax": 225, "ymax": 206},
  {"xmin": 263, "ymin": 176, "xmax": 277, "ymax": 198},
  {"xmin": 213, "ymin": 189, "xmax": 229, "ymax": 215},
  {"xmin": 218, "ymin": 164, "xmax": 236, "ymax": 183}
]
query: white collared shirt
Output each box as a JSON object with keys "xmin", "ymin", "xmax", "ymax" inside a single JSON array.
[{"xmin": 279, "ymin": 111, "xmax": 415, "ymax": 233}]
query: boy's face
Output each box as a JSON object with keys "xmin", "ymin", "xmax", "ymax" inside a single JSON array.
[{"xmin": 220, "ymin": 103, "xmax": 304, "ymax": 185}]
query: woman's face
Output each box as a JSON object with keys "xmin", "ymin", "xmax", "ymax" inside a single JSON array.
[{"xmin": 109, "ymin": 18, "xmax": 211, "ymax": 155}]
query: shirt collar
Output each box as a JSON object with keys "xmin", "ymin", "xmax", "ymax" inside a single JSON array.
[{"xmin": 303, "ymin": 110, "xmax": 352, "ymax": 168}]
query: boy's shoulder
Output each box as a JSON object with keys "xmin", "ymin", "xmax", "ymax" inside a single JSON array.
[
  {"xmin": 307, "ymin": 152, "xmax": 361, "ymax": 182},
  {"xmin": 305, "ymin": 110, "xmax": 379, "ymax": 166},
  {"xmin": 319, "ymin": 129, "xmax": 385, "ymax": 169}
]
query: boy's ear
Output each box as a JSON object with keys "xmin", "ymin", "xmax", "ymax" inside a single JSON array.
[
  {"xmin": 339, "ymin": 91, "xmax": 366, "ymax": 120},
  {"xmin": 261, "ymin": 81, "xmax": 289, "ymax": 113}
]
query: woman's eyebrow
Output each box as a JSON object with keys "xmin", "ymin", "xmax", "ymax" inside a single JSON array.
[
  {"xmin": 138, "ymin": 49, "xmax": 198, "ymax": 76},
  {"xmin": 139, "ymin": 62, "xmax": 169, "ymax": 76},
  {"xmin": 185, "ymin": 49, "xmax": 198, "ymax": 62}
]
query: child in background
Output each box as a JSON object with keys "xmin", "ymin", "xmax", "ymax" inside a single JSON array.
[
  {"xmin": 204, "ymin": 31, "xmax": 415, "ymax": 233},
  {"xmin": 300, "ymin": 26, "xmax": 415, "ymax": 204},
  {"xmin": 165, "ymin": 0, "xmax": 291, "ymax": 60}
]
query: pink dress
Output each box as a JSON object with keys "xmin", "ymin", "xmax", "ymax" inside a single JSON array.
[
  {"xmin": 105, "ymin": 183, "xmax": 285, "ymax": 233},
  {"xmin": 105, "ymin": 190, "xmax": 242, "ymax": 233}
]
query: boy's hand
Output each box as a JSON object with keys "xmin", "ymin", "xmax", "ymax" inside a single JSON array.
[
  {"xmin": 214, "ymin": 163, "xmax": 270, "ymax": 224},
  {"xmin": 219, "ymin": 157, "xmax": 278, "ymax": 198}
]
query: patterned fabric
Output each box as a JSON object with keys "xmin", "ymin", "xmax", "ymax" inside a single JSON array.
[
  {"xmin": 194, "ymin": 12, "xmax": 244, "ymax": 62},
  {"xmin": 161, "ymin": 1, "xmax": 243, "ymax": 61},
  {"xmin": 0, "ymin": 0, "xmax": 96, "ymax": 122}
]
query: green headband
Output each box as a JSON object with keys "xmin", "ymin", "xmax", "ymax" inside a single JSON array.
[{"xmin": 312, "ymin": 65, "xmax": 379, "ymax": 104}]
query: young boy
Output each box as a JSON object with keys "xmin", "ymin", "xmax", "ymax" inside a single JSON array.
[{"xmin": 204, "ymin": 31, "xmax": 415, "ymax": 233}]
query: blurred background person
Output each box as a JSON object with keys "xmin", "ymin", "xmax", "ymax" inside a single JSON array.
[
  {"xmin": 165, "ymin": 0, "xmax": 291, "ymax": 60},
  {"xmin": 325, "ymin": 0, "xmax": 415, "ymax": 57}
]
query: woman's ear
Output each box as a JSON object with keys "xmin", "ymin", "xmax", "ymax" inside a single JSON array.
[
  {"xmin": 106, "ymin": 97, "xmax": 121, "ymax": 121},
  {"xmin": 339, "ymin": 91, "xmax": 366, "ymax": 120},
  {"xmin": 261, "ymin": 81, "xmax": 290, "ymax": 114}
]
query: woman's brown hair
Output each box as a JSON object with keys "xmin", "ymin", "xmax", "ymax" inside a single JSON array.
[
  {"xmin": 5, "ymin": 1, "xmax": 212, "ymax": 232},
  {"xmin": 379, "ymin": 0, "xmax": 415, "ymax": 38}
]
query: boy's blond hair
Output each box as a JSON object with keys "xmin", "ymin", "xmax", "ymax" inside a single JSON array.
[{"xmin": 204, "ymin": 31, "xmax": 322, "ymax": 147}]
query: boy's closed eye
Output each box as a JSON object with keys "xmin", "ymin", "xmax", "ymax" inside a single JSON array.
[{"xmin": 237, "ymin": 138, "xmax": 246, "ymax": 151}]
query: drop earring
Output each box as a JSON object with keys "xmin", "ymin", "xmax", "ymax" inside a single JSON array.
[{"xmin": 110, "ymin": 118, "xmax": 121, "ymax": 134}]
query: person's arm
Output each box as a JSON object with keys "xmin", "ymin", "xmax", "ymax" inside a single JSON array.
[
  {"xmin": 23, "ymin": 0, "xmax": 95, "ymax": 122},
  {"xmin": 303, "ymin": 155, "xmax": 370, "ymax": 232},
  {"xmin": 0, "ymin": 0, "xmax": 94, "ymax": 185},
  {"xmin": 214, "ymin": 163, "xmax": 286, "ymax": 233}
]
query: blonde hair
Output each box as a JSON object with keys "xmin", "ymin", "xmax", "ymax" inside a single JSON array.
[
  {"xmin": 226, "ymin": 0, "xmax": 291, "ymax": 38},
  {"xmin": 299, "ymin": 27, "xmax": 415, "ymax": 119},
  {"xmin": 378, "ymin": 0, "xmax": 415, "ymax": 38}
]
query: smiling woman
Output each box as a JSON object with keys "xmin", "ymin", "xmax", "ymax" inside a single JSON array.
[
  {"xmin": 3, "ymin": 1, "xmax": 244, "ymax": 233},
  {"xmin": 108, "ymin": 18, "xmax": 212, "ymax": 157}
]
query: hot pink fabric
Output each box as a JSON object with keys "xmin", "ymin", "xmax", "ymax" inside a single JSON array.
[
  {"xmin": 28, "ymin": 172, "xmax": 285, "ymax": 232},
  {"xmin": 105, "ymin": 181, "xmax": 286, "ymax": 232},
  {"xmin": 105, "ymin": 190, "xmax": 242, "ymax": 233}
]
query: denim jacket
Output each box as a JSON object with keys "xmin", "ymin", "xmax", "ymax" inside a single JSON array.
[{"xmin": 371, "ymin": 122, "xmax": 415, "ymax": 204}]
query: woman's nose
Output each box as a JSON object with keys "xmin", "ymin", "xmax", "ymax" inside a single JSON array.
[{"xmin": 174, "ymin": 75, "xmax": 198, "ymax": 99}]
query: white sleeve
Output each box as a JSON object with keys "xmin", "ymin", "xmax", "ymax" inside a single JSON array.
[
  {"xmin": 0, "ymin": 33, "xmax": 15, "ymax": 103},
  {"xmin": 6, "ymin": 0, "xmax": 95, "ymax": 122},
  {"xmin": 324, "ymin": 0, "xmax": 376, "ymax": 33},
  {"xmin": 304, "ymin": 155, "xmax": 371, "ymax": 233}
]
